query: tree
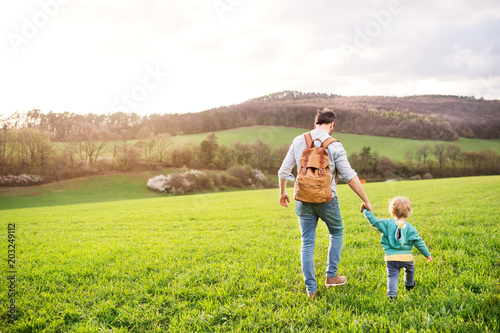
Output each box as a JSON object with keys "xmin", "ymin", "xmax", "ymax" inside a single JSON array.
[
  {"xmin": 171, "ymin": 142, "xmax": 196, "ymax": 168},
  {"xmin": 464, "ymin": 151, "xmax": 479, "ymax": 175},
  {"xmin": 142, "ymin": 137, "xmax": 156, "ymax": 166},
  {"xmin": 270, "ymin": 144, "xmax": 290, "ymax": 174},
  {"xmin": 480, "ymin": 149, "xmax": 500, "ymax": 174},
  {"xmin": 446, "ymin": 144, "xmax": 462, "ymax": 170},
  {"xmin": 199, "ymin": 133, "xmax": 219, "ymax": 168},
  {"xmin": 32, "ymin": 129, "xmax": 55, "ymax": 174},
  {"xmin": 73, "ymin": 123, "xmax": 110, "ymax": 167},
  {"xmin": 233, "ymin": 142, "xmax": 253, "ymax": 166},
  {"xmin": 433, "ymin": 143, "xmax": 448, "ymax": 176},
  {"xmin": 8, "ymin": 128, "xmax": 54, "ymax": 175},
  {"xmin": 152, "ymin": 134, "xmax": 170, "ymax": 165},
  {"xmin": 359, "ymin": 146, "xmax": 378, "ymax": 175},
  {"xmin": 377, "ymin": 157, "xmax": 398, "ymax": 179},
  {"xmin": 0, "ymin": 122, "xmax": 9, "ymax": 174},
  {"xmin": 250, "ymin": 140, "xmax": 272, "ymax": 171},
  {"xmin": 415, "ymin": 144, "xmax": 430, "ymax": 167},
  {"xmin": 215, "ymin": 145, "xmax": 237, "ymax": 170}
]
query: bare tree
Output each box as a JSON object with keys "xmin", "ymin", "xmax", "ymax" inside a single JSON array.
[
  {"xmin": 433, "ymin": 143, "xmax": 448, "ymax": 176},
  {"xmin": 142, "ymin": 137, "xmax": 156, "ymax": 166},
  {"xmin": 32, "ymin": 129, "xmax": 55, "ymax": 174},
  {"xmin": 73, "ymin": 123, "xmax": 110, "ymax": 167},
  {"xmin": 152, "ymin": 134, "xmax": 171, "ymax": 166},
  {"xmin": 7, "ymin": 128, "xmax": 54, "ymax": 175},
  {"xmin": 446, "ymin": 144, "xmax": 462, "ymax": 169},
  {"xmin": 0, "ymin": 122, "xmax": 9, "ymax": 174},
  {"xmin": 415, "ymin": 144, "xmax": 430, "ymax": 167}
]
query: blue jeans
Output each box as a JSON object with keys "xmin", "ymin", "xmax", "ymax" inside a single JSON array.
[
  {"xmin": 295, "ymin": 197, "xmax": 343, "ymax": 294},
  {"xmin": 386, "ymin": 260, "xmax": 415, "ymax": 298}
]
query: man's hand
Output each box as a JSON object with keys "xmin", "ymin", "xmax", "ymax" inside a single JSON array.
[
  {"xmin": 360, "ymin": 202, "xmax": 373, "ymax": 213},
  {"xmin": 280, "ymin": 192, "xmax": 290, "ymax": 207},
  {"xmin": 427, "ymin": 255, "xmax": 432, "ymax": 263},
  {"xmin": 348, "ymin": 176, "xmax": 372, "ymax": 213}
]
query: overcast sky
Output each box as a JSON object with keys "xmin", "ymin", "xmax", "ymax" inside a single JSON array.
[{"xmin": 1, "ymin": 0, "xmax": 499, "ymax": 116}]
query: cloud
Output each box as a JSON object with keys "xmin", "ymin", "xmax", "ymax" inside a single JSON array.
[{"xmin": 0, "ymin": 0, "xmax": 499, "ymax": 116}]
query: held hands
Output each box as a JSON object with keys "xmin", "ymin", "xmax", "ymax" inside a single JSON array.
[
  {"xmin": 280, "ymin": 192, "xmax": 290, "ymax": 207},
  {"xmin": 360, "ymin": 202, "xmax": 373, "ymax": 213},
  {"xmin": 427, "ymin": 255, "xmax": 432, "ymax": 263}
]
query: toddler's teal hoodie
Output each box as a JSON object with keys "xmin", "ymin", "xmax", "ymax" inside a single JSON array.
[{"xmin": 362, "ymin": 208, "xmax": 431, "ymax": 260}]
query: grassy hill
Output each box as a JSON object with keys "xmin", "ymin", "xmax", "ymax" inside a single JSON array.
[
  {"xmin": 1, "ymin": 176, "xmax": 499, "ymax": 331},
  {"xmin": 0, "ymin": 169, "xmax": 275, "ymax": 211},
  {"xmin": 172, "ymin": 126, "xmax": 500, "ymax": 160},
  {"xmin": 0, "ymin": 171, "xmax": 166, "ymax": 210}
]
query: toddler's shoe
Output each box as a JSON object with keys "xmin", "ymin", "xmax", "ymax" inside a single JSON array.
[
  {"xmin": 405, "ymin": 281, "xmax": 416, "ymax": 291},
  {"xmin": 307, "ymin": 290, "xmax": 318, "ymax": 300}
]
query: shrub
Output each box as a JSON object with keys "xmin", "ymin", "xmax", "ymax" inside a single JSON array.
[
  {"xmin": 147, "ymin": 170, "xmax": 208, "ymax": 194},
  {"xmin": 228, "ymin": 165, "xmax": 271, "ymax": 187},
  {"xmin": 147, "ymin": 168, "xmax": 272, "ymax": 195},
  {"xmin": 251, "ymin": 169, "xmax": 272, "ymax": 188},
  {"xmin": 0, "ymin": 174, "xmax": 44, "ymax": 187},
  {"xmin": 185, "ymin": 169, "xmax": 214, "ymax": 191},
  {"xmin": 228, "ymin": 176, "xmax": 244, "ymax": 189},
  {"xmin": 147, "ymin": 173, "xmax": 191, "ymax": 194},
  {"xmin": 409, "ymin": 175, "xmax": 422, "ymax": 180},
  {"xmin": 228, "ymin": 165, "xmax": 253, "ymax": 185},
  {"xmin": 219, "ymin": 172, "xmax": 231, "ymax": 186},
  {"xmin": 423, "ymin": 173, "xmax": 433, "ymax": 179},
  {"xmin": 166, "ymin": 173, "xmax": 191, "ymax": 195},
  {"xmin": 147, "ymin": 174, "xmax": 168, "ymax": 192},
  {"xmin": 209, "ymin": 172, "xmax": 223, "ymax": 187}
]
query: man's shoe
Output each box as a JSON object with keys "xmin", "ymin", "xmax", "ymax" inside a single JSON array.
[
  {"xmin": 325, "ymin": 274, "xmax": 347, "ymax": 287},
  {"xmin": 307, "ymin": 290, "xmax": 318, "ymax": 300}
]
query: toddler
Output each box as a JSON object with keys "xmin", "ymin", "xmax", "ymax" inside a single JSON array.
[{"xmin": 361, "ymin": 197, "xmax": 432, "ymax": 299}]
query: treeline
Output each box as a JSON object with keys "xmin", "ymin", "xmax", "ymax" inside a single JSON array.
[
  {"xmin": 0, "ymin": 127, "xmax": 498, "ymax": 186},
  {"xmin": 2, "ymin": 92, "xmax": 499, "ymax": 143},
  {"xmin": 349, "ymin": 144, "xmax": 500, "ymax": 180},
  {"xmin": 0, "ymin": 128, "xmax": 288, "ymax": 184}
]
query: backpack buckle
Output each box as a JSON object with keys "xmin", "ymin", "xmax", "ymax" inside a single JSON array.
[{"xmin": 319, "ymin": 169, "xmax": 324, "ymax": 176}]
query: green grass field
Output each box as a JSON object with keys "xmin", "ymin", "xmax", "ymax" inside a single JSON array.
[
  {"xmin": 1, "ymin": 176, "xmax": 499, "ymax": 332},
  {"xmin": 172, "ymin": 126, "xmax": 500, "ymax": 161},
  {"xmin": 0, "ymin": 171, "xmax": 171, "ymax": 211},
  {"xmin": 0, "ymin": 170, "xmax": 268, "ymax": 211}
]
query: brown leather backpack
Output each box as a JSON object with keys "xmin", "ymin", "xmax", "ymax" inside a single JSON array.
[{"xmin": 293, "ymin": 132, "xmax": 339, "ymax": 203}]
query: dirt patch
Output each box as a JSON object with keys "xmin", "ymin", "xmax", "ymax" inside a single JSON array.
[{"xmin": 25, "ymin": 192, "xmax": 44, "ymax": 197}]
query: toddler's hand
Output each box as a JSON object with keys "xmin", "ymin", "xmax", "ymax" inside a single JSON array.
[
  {"xmin": 362, "ymin": 202, "xmax": 373, "ymax": 212},
  {"xmin": 427, "ymin": 255, "xmax": 432, "ymax": 263}
]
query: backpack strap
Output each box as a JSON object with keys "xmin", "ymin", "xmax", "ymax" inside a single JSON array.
[
  {"xmin": 319, "ymin": 137, "xmax": 339, "ymax": 175},
  {"xmin": 304, "ymin": 133, "xmax": 314, "ymax": 148},
  {"xmin": 304, "ymin": 133, "xmax": 339, "ymax": 148},
  {"xmin": 302, "ymin": 133, "xmax": 312, "ymax": 175},
  {"xmin": 322, "ymin": 137, "xmax": 339, "ymax": 148}
]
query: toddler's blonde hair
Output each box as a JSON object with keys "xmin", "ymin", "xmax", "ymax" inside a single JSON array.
[{"xmin": 388, "ymin": 196, "xmax": 412, "ymax": 219}]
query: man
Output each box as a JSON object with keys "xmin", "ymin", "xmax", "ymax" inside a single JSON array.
[{"xmin": 278, "ymin": 108, "xmax": 373, "ymax": 300}]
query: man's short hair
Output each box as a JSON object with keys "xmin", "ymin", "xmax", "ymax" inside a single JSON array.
[
  {"xmin": 315, "ymin": 108, "xmax": 337, "ymax": 125},
  {"xmin": 388, "ymin": 197, "xmax": 413, "ymax": 219}
]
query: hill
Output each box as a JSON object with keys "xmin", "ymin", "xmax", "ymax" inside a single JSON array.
[
  {"xmin": 9, "ymin": 92, "xmax": 500, "ymax": 142},
  {"xmin": 150, "ymin": 92, "xmax": 500, "ymax": 140},
  {"xmin": 172, "ymin": 126, "xmax": 500, "ymax": 160}
]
